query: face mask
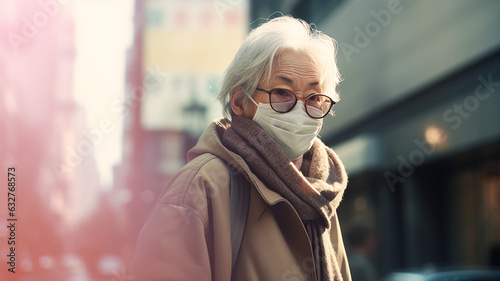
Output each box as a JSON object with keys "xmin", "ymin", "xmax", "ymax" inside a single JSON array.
[{"xmin": 249, "ymin": 97, "xmax": 323, "ymax": 161}]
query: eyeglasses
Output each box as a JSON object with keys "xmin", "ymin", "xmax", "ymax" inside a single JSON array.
[{"xmin": 255, "ymin": 88, "xmax": 335, "ymax": 119}]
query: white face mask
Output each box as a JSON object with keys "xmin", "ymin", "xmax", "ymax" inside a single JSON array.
[{"xmin": 249, "ymin": 97, "xmax": 323, "ymax": 161}]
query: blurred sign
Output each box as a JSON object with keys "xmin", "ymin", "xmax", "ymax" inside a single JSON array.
[{"xmin": 141, "ymin": 0, "xmax": 248, "ymax": 131}]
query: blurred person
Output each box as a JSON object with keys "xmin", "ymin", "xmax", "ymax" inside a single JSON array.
[
  {"xmin": 130, "ymin": 16, "xmax": 351, "ymax": 281},
  {"xmin": 489, "ymin": 243, "xmax": 500, "ymax": 267},
  {"xmin": 346, "ymin": 222, "xmax": 377, "ymax": 281}
]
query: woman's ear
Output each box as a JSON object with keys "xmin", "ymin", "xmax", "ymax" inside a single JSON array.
[{"xmin": 230, "ymin": 87, "xmax": 246, "ymax": 117}]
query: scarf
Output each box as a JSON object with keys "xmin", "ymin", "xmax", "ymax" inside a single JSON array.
[{"xmin": 220, "ymin": 115, "xmax": 348, "ymax": 281}]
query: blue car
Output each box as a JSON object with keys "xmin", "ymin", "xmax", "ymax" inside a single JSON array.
[{"xmin": 382, "ymin": 269, "xmax": 500, "ymax": 281}]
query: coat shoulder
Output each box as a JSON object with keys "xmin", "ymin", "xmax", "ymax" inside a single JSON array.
[{"xmin": 158, "ymin": 153, "xmax": 231, "ymax": 223}]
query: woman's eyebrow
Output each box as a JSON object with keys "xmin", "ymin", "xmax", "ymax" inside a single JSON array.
[
  {"xmin": 277, "ymin": 75, "xmax": 294, "ymax": 84},
  {"xmin": 277, "ymin": 75, "xmax": 320, "ymax": 87}
]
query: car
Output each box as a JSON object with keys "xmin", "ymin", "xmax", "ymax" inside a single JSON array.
[{"xmin": 382, "ymin": 268, "xmax": 500, "ymax": 281}]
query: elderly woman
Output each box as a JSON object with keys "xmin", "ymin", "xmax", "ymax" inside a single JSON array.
[{"xmin": 130, "ymin": 16, "xmax": 351, "ymax": 281}]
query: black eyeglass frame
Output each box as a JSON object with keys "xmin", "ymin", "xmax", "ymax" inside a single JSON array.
[{"xmin": 255, "ymin": 88, "xmax": 335, "ymax": 119}]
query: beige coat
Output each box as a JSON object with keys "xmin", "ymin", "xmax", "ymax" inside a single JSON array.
[{"xmin": 130, "ymin": 120, "xmax": 351, "ymax": 281}]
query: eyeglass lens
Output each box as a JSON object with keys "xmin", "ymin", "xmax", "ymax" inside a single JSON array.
[{"xmin": 269, "ymin": 88, "xmax": 332, "ymax": 118}]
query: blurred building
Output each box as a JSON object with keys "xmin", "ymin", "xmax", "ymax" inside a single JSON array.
[
  {"xmin": 118, "ymin": 0, "xmax": 249, "ymax": 248},
  {"xmin": 0, "ymin": 0, "xmax": 96, "ymax": 279},
  {"xmin": 251, "ymin": 0, "xmax": 500, "ymax": 277},
  {"xmin": 0, "ymin": 1, "xmax": 132, "ymax": 280}
]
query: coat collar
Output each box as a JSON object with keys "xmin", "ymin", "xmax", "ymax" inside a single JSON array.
[{"xmin": 187, "ymin": 118, "xmax": 286, "ymax": 206}]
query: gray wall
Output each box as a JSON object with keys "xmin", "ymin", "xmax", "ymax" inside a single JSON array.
[{"xmin": 317, "ymin": 0, "xmax": 500, "ymax": 172}]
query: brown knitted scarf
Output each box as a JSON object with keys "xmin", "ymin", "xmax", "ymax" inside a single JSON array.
[{"xmin": 220, "ymin": 115, "xmax": 347, "ymax": 281}]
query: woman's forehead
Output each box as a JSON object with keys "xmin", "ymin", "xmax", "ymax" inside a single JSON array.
[{"xmin": 268, "ymin": 50, "xmax": 322, "ymax": 85}]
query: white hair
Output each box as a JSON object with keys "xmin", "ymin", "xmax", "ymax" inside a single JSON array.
[{"xmin": 217, "ymin": 15, "xmax": 341, "ymax": 118}]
